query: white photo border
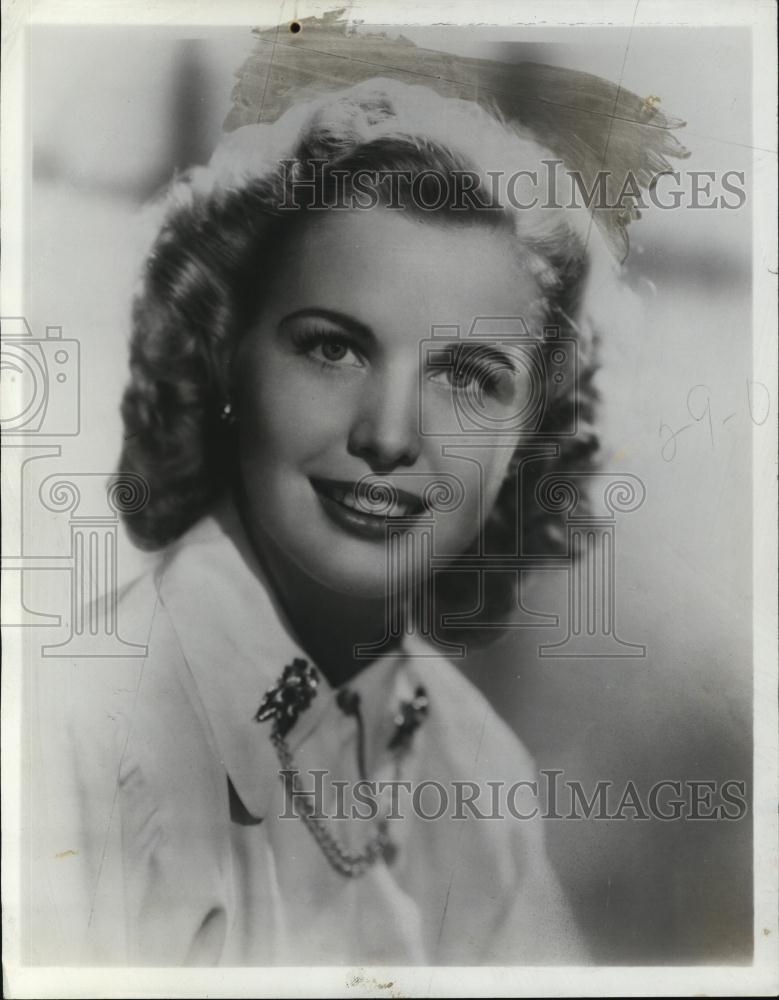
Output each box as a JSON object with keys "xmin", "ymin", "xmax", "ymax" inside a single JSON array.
[{"xmin": 2, "ymin": 1, "xmax": 776, "ymax": 996}]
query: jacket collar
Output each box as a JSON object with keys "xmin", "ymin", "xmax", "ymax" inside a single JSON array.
[{"xmin": 154, "ymin": 498, "xmax": 412, "ymax": 820}]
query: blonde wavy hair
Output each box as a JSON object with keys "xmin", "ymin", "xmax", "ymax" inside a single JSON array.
[{"xmin": 118, "ymin": 77, "xmax": 608, "ymax": 633}]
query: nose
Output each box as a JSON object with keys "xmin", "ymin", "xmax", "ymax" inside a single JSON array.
[{"xmin": 347, "ymin": 367, "xmax": 422, "ymax": 471}]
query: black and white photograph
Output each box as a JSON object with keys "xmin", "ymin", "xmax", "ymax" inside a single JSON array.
[{"xmin": 2, "ymin": 1, "xmax": 777, "ymax": 996}]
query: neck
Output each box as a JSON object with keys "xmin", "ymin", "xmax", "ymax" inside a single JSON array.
[{"xmin": 238, "ymin": 506, "xmax": 398, "ymax": 687}]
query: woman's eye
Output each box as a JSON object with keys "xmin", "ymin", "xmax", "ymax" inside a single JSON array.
[
  {"xmin": 296, "ymin": 331, "xmax": 365, "ymax": 369},
  {"xmin": 320, "ymin": 341, "xmax": 349, "ymax": 362},
  {"xmin": 428, "ymin": 368, "xmax": 468, "ymax": 389},
  {"xmin": 428, "ymin": 364, "xmax": 513, "ymax": 400}
]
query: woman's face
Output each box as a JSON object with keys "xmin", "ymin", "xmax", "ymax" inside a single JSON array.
[{"xmin": 233, "ymin": 207, "xmax": 545, "ymax": 596}]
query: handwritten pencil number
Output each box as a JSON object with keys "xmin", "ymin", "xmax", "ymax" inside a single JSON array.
[{"xmin": 660, "ymin": 380, "xmax": 770, "ymax": 461}]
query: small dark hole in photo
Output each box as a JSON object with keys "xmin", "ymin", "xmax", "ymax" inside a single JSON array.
[{"xmin": 289, "ymin": 21, "xmax": 301, "ymax": 34}]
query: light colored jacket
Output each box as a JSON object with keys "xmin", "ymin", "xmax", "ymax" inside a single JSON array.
[{"xmin": 29, "ymin": 502, "xmax": 586, "ymax": 965}]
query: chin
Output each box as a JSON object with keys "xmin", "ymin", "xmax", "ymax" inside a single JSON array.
[{"xmin": 292, "ymin": 546, "xmax": 394, "ymax": 599}]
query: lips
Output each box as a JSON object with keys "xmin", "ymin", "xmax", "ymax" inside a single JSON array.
[{"xmin": 311, "ymin": 477, "xmax": 426, "ymax": 540}]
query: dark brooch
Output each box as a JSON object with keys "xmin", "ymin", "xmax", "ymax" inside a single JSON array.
[
  {"xmin": 254, "ymin": 662, "xmax": 429, "ymax": 879},
  {"xmin": 388, "ymin": 685, "xmax": 429, "ymax": 753},
  {"xmin": 253, "ymin": 657, "xmax": 319, "ymax": 737}
]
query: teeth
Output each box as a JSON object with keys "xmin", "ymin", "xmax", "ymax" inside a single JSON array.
[
  {"xmin": 322, "ymin": 482, "xmax": 418, "ymax": 517},
  {"xmin": 325, "ymin": 486, "xmax": 365, "ymax": 512}
]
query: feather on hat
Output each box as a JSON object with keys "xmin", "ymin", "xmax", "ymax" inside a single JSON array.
[{"xmin": 224, "ymin": 9, "xmax": 689, "ymax": 262}]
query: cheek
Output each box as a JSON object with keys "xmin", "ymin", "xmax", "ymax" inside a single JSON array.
[
  {"xmin": 437, "ymin": 451, "xmax": 515, "ymax": 520},
  {"xmin": 482, "ymin": 454, "xmax": 515, "ymax": 508},
  {"xmin": 236, "ymin": 352, "xmax": 352, "ymax": 467},
  {"xmin": 427, "ymin": 451, "xmax": 514, "ymax": 556}
]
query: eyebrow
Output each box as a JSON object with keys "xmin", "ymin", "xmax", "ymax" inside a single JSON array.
[
  {"xmin": 278, "ymin": 307, "xmax": 375, "ymax": 344},
  {"xmin": 279, "ymin": 310, "xmax": 519, "ymax": 372}
]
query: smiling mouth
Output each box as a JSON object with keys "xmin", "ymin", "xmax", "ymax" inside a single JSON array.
[{"xmin": 311, "ymin": 477, "xmax": 426, "ymax": 539}]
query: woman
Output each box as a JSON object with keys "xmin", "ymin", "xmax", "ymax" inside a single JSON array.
[{"xmin": 49, "ymin": 77, "xmax": 607, "ymax": 966}]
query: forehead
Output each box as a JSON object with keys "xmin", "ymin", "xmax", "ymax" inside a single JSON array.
[{"xmin": 260, "ymin": 207, "xmax": 546, "ymax": 335}]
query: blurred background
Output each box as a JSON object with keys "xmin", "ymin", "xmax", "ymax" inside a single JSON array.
[{"xmin": 23, "ymin": 20, "xmax": 754, "ymax": 963}]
